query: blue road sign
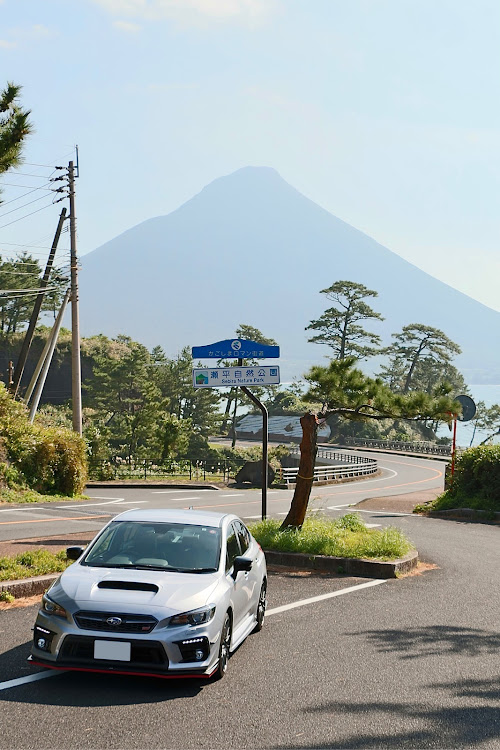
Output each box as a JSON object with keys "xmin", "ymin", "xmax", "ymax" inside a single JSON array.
[{"xmin": 192, "ymin": 338, "xmax": 280, "ymax": 360}]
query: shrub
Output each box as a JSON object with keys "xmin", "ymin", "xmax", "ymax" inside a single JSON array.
[
  {"xmin": 0, "ymin": 383, "xmax": 88, "ymax": 495},
  {"xmin": 449, "ymin": 446, "xmax": 500, "ymax": 503}
]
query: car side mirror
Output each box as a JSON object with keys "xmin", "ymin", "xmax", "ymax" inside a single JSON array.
[
  {"xmin": 66, "ymin": 546, "xmax": 85, "ymax": 561},
  {"xmin": 232, "ymin": 555, "xmax": 252, "ymax": 578}
]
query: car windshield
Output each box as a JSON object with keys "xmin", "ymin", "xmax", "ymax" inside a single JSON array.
[{"xmin": 81, "ymin": 521, "xmax": 221, "ymax": 573}]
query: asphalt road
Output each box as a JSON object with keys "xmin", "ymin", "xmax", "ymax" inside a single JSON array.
[
  {"xmin": 0, "ymin": 513, "xmax": 499, "ymax": 749},
  {"xmin": 0, "ymin": 452, "xmax": 444, "ymax": 543},
  {"xmin": 2, "ymin": 452, "xmax": 499, "ymax": 748}
]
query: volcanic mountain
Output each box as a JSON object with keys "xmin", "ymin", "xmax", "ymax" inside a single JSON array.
[{"xmin": 79, "ymin": 167, "xmax": 500, "ymax": 383}]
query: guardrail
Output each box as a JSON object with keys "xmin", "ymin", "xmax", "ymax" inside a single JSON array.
[
  {"xmin": 282, "ymin": 447, "xmax": 377, "ymax": 486},
  {"xmin": 342, "ymin": 437, "xmax": 451, "ymax": 456},
  {"xmin": 281, "ymin": 461, "xmax": 378, "ymax": 486}
]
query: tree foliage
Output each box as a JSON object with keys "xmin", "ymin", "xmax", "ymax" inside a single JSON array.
[
  {"xmin": 281, "ymin": 357, "xmax": 460, "ymax": 528},
  {"xmin": 306, "ymin": 280, "xmax": 384, "ymax": 359},
  {"xmin": 0, "ymin": 81, "xmax": 32, "ymax": 192},
  {"xmin": 380, "ymin": 323, "xmax": 461, "ymax": 394},
  {"xmin": 0, "ymin": 252, "xmax": 68, "ymax": 334}
]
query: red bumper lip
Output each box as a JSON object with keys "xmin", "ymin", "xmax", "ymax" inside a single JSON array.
[{"xmin": 28, "ymin": 656, "xmax": 216, "ymax": 680}]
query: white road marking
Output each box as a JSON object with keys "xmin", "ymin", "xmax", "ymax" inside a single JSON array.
[
  {"xmin": 365, "ymin": 523, "xmax": 382, "ymax": 528},
  {"xmin": 57, "ymin": 499, "xmax": 124, "ymax": 509},
  {"xmin": 0, "ymin": 507, "xmax": 48, "ymax": 513},
  {"xmin": 327, "ymin": 504, "xmax": 352, "ymax": 509},
  {"xmin": 220, "ymin": 494, "xmax": 245, "ymax": 498},
  {"xmin": 266, "ymin": 579, "xmax": 386, "ymax": 616},
  {"xmin": 0, "ymin": 670, "xmax": 63, "ymax": 691},
  {"xmin": 86, "ymin": 496, "xmax": 126, "ymax": 501},
  {"xmin": 352, "ymin": 509, "xmax": 414, "ymax": 517},
  {"xmin": 115, "ymin": 500, "xmax": 149, "ymax": 504},
  {"xmin": 151, "ymin": 489, "xmax": 213, "ymax": 494}
]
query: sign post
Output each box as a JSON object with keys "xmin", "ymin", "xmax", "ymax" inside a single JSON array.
[{"xmin": 192, "ymin": 338, "xmax": 280, "ymax": 520}]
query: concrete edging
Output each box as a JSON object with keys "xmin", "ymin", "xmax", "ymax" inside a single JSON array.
[
  {"xmin": 264, "ymin": 549, "xmax": 418, "ymax": 579},
  {"xmin": 1, "ymin": 573, "xmax": 58, "ymax": 599}
]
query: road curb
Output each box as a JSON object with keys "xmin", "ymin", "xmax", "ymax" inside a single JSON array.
[
  {"xmin": 1, "ymin": 573, "xmax": 58, "ymax": 599},
  {"xmin": 264, "ymin": 549, "xmax": 418, "ymax": 579},
  {"xmin": 428, "ymin": 508, "xmax": 500, "ymax": 522}
]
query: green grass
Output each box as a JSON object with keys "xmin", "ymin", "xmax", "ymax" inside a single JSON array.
[
  {"xmin": 415, "ymin": 490, "xmax": 500, "ymax": 516},
  {"xmin": 0, "ymin": 487, "xmax": 88, "ymax": 504},
  {"xmin": 0, "ymin": 549, "xmax": 72, "ymax": 582},
  {"xmin": 249, "ymin": 513, "xmax": 414, "ymax": 561}
]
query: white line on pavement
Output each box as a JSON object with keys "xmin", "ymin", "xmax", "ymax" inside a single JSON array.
[
  {"xmin": 115, "ymin": 500, "xmax": 148, "ymax": 504},
  {"xmin": 0, "ymin": 670, "xmax": 63, "ymax": 691},
  {"xmin": 327, "ymin": 504, "xmax": 352, "ymax": 509},
  {"xmin": 220, "ymin": 494, "xmax": 245, "ymax": 498},
  {"xmin": 350, "ymin": 508, "xmax": 414, "ymax": 517},
  {"xmin": 243, "ymin": 515, "xmax": 264, "ymax": 519},
  {"xmin": 151, "ymin": 489, "xmax": 213, "ymax": 494},
  {"xmin": 57, "ymin": 499, "xmax": 125, "ymax": 508},
  {"xmin": 0, "ymin": 507, "xmax": 48, "ymax": 513},
  {"xmin": 86, "ymin": 496, "xmax": 126, "ymax": 501},
  {"xmin": 365, "ymin": 523, "xmax": 382, "ymax": 528},
  {"xmin": 266, "ymin": 580, "xmax": 386, "ymax": 616}
]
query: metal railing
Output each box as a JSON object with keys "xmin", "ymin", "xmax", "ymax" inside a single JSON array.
[
  {"xmin": 342, "ymin": 437, "xmax": 451, "ymax": 456},
  {"xmin": 289, "ymin": 445, "xmax": 379, "ymax": 464},
  {"xmin": 88, "ymin": 458, "xmax": 236, "ymax": 482},
  {"xmin": 282, "ymin": 447, "xmax": 377, "ymax": 485},
  {"xmin": 281, "ymin": 461, "xmax": 378, "ymax": 486}
]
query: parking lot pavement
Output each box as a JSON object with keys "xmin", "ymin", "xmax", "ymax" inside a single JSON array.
[
  {"xmin": 0, "ymin": 570, "xmax": 375, "ymax": 687},
  {"xmin": 0, "ymin": 533, "xmax": 499, "ymax": 750}
]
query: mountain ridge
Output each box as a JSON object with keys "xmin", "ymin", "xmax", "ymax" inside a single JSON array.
[{"xmin": 79, "ymin": 167, "xmax": 500, "ymax": 384}]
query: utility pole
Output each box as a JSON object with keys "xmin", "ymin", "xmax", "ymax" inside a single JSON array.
[
  {"xmin": 68, "ymin": 160, "xmax": 82, "ymax": 435},
  {"xmin": 12, "ymin": 207, "xmax": 67, "ymax": 397}
]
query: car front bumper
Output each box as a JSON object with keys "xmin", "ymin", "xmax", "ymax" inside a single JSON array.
[{"xmin": 30, "ymin": 610, "xmax": 222, "ymax": 679}]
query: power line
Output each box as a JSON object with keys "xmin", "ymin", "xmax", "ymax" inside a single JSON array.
[
  {"xmin": 0, "ymin": 183, "xmax": 52, "ymax": 207},
  {"xmin": 7, "ymin": 170, "xmax": 56, "ymax": 179},
  {"xmin": 0, "ymin": 192, "xmax": 56, "ymax": 219},
  {"xmin": 0, "ymin": 286, "xmax": 61, "ymax": 295},
  {"xmin": 0, "ymin": 201, "xmax": 57, "ymax": 230}
]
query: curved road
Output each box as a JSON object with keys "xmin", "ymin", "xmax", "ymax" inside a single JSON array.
[{"xmin": 0, "ymin": 451, "xmax": 445, "ymax": 543}]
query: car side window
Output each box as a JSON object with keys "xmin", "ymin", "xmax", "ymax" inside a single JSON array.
[
  {"xmin": 235, "ymin": 521, "xmax": 250, "ymax": 553},
  {"xmin": 225, "ymin": 523, "xmax": 241, "ymax": 573}
]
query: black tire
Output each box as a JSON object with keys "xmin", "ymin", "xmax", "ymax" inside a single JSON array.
[
  {"xmin": 253, "ymin": 580, "xmax": 267, "ymax": 632},
  {"xmin": 213, "ymin": 612, "xmax": 231, "ymax": 680}
]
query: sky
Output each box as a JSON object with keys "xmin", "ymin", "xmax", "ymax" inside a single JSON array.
[{"xmin": 0, "ymin": 0, "xmax": 499, "ymax": 312}]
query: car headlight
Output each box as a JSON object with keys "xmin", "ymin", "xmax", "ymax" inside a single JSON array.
[
  {"xmin": 42, "ymin": 594, "xmax": 68, "ymax": 619},
  {"xmin": 169, "ymin": 606, "xmax": 216, "ymax": 627}
]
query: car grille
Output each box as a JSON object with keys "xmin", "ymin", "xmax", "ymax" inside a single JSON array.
[
  {"xmin": 60, "ymin": 636, "xmax": 167, "ymax": 667},
  {"xmin": 74, "ymin": 611, "xmax": 158, "ymax": 633}
]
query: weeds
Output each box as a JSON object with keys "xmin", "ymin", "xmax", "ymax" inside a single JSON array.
[{"xmin": 249, "ymin": 513, "xmax": 414, "ymax": 561}]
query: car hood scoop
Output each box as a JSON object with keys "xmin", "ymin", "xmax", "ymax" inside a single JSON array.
[
  {"xmin": 97, "ymin": 580, "xmax": 159, "ymax": 593},
  {"xmin": 57, "ymin": 565, "xmax": 220, "ymax": 616}
]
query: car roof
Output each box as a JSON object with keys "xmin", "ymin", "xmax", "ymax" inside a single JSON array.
[{"xmin": 110, "ymin": 508, "xmax": 230, "ymax": 528}]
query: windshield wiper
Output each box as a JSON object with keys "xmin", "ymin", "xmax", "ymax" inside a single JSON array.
[{"xmin": 189, "ymin": 567, "xmax": 218, "ymax": 573}]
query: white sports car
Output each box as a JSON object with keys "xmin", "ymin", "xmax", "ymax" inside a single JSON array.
[{"xmin": 30, "ymin": 508, "xmax": 267, "ymax": 680}]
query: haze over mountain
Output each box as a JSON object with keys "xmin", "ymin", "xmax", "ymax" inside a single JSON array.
[{"xmin": 79, "ymin": 167, "xmax": 500, "ymax": 384}]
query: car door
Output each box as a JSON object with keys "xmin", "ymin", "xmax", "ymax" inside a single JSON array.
[
  {"xmin": 234, "ymin": 520, "xmax": 259, "ymax": 616},
  {"xmin": 225, "ymin": 521, "xmax": 249, "ymax": 632}
]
